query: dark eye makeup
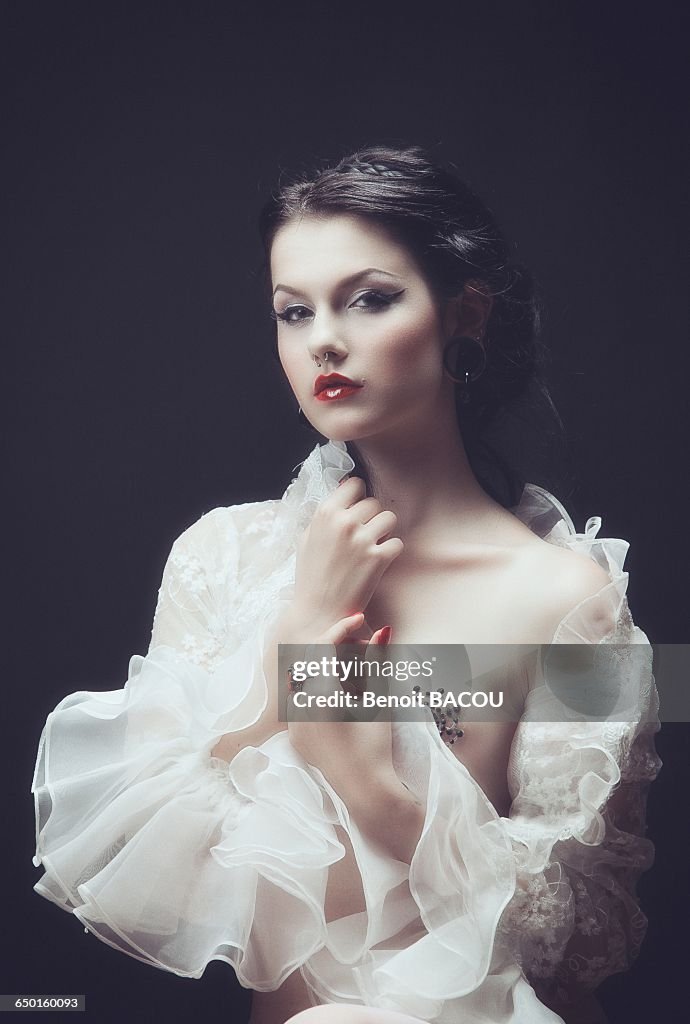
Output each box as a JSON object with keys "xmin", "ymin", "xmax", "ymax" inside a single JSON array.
[{"xmin": 270, "ymin": 289, "xmax": 405, "ymax": 326}]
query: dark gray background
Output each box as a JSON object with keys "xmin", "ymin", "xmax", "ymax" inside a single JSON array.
[{"xmin": 5, "ymin": 2, "xmax": 687, "ymax": 1021}]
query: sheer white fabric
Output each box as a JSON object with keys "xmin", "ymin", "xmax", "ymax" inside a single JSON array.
[{"xmin": 31, "ymin": 439, "xmax": 662, "ymax": 1022}]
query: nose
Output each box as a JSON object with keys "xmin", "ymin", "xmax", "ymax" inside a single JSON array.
[
  {"xmin": 309, "ymin": 347, "xmax": 340, "ymax": 368},
  {"xmin": 307, "ymin": 338, "xmax": 347, "ymax": 367},
  {"xmin": 306, "ymin": 307, "xmax": 350, "ymax": 368}
]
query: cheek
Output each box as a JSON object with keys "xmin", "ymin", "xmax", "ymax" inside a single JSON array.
[
  {"xmin": 369, "ymin": 308, "xmax": 442, "ymax": 377},
  {"xmin": 277, "ymin": 340, "xmax": 299, "ymax": 373},
  {"xmin": 276, "ymin": 344, "xmax": 302, "ymax": 394}
]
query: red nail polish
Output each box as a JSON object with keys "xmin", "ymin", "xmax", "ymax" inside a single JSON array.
[{"xmin": 380, "ymin": 625, "xmax": 392, "ymax": 645}]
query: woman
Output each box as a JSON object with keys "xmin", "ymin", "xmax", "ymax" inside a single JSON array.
[{"xmin": 31, "ymin": 145, "xmax": 662, "ymax": 1024}]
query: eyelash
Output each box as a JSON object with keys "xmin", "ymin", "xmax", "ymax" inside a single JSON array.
[{"xmin": 270, "ymin": 289, "xmax": 404, "ymax": 326}]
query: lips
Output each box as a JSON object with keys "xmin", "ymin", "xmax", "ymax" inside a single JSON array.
[{"xmin": 313, "ymin": 373, "xmax": 362, "ymax": 395}]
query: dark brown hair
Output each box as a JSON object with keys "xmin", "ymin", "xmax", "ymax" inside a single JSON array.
[{"xmin": 258, "ymin": 143, "xmax": 570, "ymax": 508}]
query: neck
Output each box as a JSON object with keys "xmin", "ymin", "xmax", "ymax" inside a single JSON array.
[{"xmin": 346, "ymin": 396, "xmax": 501, "ymax": 546}]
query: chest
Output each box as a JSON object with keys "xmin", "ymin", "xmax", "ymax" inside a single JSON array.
[
  {"xmin": 364, "ymin": 551, "xmax": 547, "ymax": 818},
  {"xmin": 364, "ymin": 544, "xmax": 550, "ymax": 646}
]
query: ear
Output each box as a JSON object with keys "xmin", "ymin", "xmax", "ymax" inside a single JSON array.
[
  {"xmin": 444, "ymin": 279, "xmax": 493, "ymax": 339},
  {"xmin": 441, "ymin": 292, "xmax": 464, "ymax": 339}
]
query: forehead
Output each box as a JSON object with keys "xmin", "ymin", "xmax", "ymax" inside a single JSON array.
[{"xmin": 269, "ymin": 213, "xmax": 417, "ymax": 283}]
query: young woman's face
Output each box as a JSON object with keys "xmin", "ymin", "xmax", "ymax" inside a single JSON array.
[{"xmin": 270, "ymin": 213, "xmax": 453, "ymax": 443}]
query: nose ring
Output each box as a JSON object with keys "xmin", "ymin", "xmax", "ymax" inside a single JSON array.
[{"xmin": 313, "ymin": 352, "xmax": 330, "ymax": 368}]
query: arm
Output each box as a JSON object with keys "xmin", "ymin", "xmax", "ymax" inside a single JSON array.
[
  {"xmin": 498, "ymin": 555, "xmax": 662, "ymax": 1014},
  {"xmin": 350, "ymin": 776, "xmax": 425, "ymax": 865},
  {"xmin": 31, "ymin": 505, "xmax": 345, "ymax": 988},
  {"xmin": 510, "ymin": 723, "xmax": 659, "ymax": 1019},
  {"xmin": 264, "ymin": 605, "xmax": 426, "ymax": 864}
]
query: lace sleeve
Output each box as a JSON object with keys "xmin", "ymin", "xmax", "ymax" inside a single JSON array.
[
  {"xmin": 148, "ymin": 509, "xmax": 240, "ymax": 669},
  {"xmin": 498, "ymin": 596, "xmax": 663, "ymax": 1013},
  {"xmin": 30, "ymin": 501, "xmax": 347, "ymax": 987}
]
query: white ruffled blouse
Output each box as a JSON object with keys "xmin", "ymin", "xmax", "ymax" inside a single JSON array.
[{"xmin": 31, "ymin": 439, "xmax": 662, "ymax": 1023}]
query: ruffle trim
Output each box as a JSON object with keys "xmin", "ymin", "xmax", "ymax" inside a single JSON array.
[
  {"xmin": 31, "ymin": 436, "xmax": 661, "ymax": 1021},
  {"xmin": 282, "ymin": 440, "xmax": 662, "ymax": 993}
]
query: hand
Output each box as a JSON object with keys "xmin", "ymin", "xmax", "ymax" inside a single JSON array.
[
  {"xmin": 286, "ymin": 621, "xmax": 399, "ymax": 814},
  {"xmin": 290, "ymin": 475, "xmax": 404, "ymax": 641}
]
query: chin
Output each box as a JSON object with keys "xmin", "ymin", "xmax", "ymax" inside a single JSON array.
[
  {"xmin": 310, "ymin": 415, "xmax": 372, "ymax": 439},
  {"xmin": 303, "ymin": 413, "xmax": 358, "ymax": 443},
  {"xmin": 307, "ymin": 401, "xmax": 402, "ymax": 444},
  {"xmin": 312, "ymin": 425, "xmax": 354, "ymax": 443}
]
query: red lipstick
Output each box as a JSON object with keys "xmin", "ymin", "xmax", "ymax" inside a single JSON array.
[{"xmin": 313, "ymin": 373, "xmax": 364, "ymax": 402}]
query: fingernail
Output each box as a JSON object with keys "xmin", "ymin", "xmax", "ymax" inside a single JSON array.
[
  {"xmin": 380, "ymin": 625, "xmax": 392, "ymax": 645},
  {"xmin": 337, "ymin": 476, "xmax": 349, "ymax": 487}
]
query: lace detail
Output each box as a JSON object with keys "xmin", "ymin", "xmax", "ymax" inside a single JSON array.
[
  {"xmin": 149, "ymin": 514, "xmax": 234, "ymax": 672},
  {"xmin": 497, "ymin": 475, "xmax": 663, "ymax": 1007},
  {"xmin": 148, "ymin": 505, "xmax": 286, "ymax": 667},
  {"xmin": 621, "ymin": 728, "xmax": 663, "ymax": 783},
  {"xmin": 207, "ymin": 754, "xmax": 234, "ymax": 783},
  {"xmin": 146, "ymin": 442, "xmax": 662, "ymax": 1005},
  {"xmin": 32, "ymin": 437, "xmax": 662, "ymax": 1019}
]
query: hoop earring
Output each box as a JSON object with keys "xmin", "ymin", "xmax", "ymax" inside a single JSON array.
[
  {"xmin": 297, "ymin": 404, "xmax": 319, "ymax": 432},
  {"xmin": 442, "ymin": 336, "xmax": 487, "ymax": 405}
]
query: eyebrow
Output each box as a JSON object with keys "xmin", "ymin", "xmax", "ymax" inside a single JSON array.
[{"xmin": 272, "ymin": 267, "xmax": 403, "ymax": 299}]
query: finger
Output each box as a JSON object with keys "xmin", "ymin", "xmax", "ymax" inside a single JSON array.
[
  {"xmin": 373, "ymin": 536, "xmax": 405, "ymax": 560},
  {"xmin": 346, "ymin": 616, "xmax": 374, "ymax": 643},
  {"xmin": 346, "ymin": 496, "xmax": 383, "ymax": 522},
  {"xmin": 289, "ymin": 615, "xmax": 365, "ymax": 722},
  {"xmin": 328, "ymin": 475, "xmax": 366, "ymax": 508},
  {"xmin": 365, "ymin": 627, "xmax": 392, "ymax": 659},
  {"xmin": 338, "ymin": 628, "xmax": 391, "ymax": 724},
  {"xmin": 359, "ymin": 509, "xmax": 399, "ymax": 544},
  {"xmin": 361, "ymin": 626, "xmax": 394, "ymax": 707},
  {"xmin": 322, "ymin": 612, "xmax": 365, "ymax": 646}
]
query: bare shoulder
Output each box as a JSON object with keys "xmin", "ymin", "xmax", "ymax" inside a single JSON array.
[
  {"xmin": 525, "ymin": 538, "xmax": 612, "ymax": 594},
  {"xmin": 485, "ymin": 502, "xmax": 612, "ymax": 605},
  {"xmin": 518, "ymin": 539, "xmax": 616, "ymax": 643}
]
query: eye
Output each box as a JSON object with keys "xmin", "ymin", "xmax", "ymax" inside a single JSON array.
[
  {"xmin": 352, "ymin": 289, "xmax": 403, "ymax": 311},
  {"xmin": 270, "ymin": 304, "xmax": 310, "ymax": 325},
  {"xmin": 270, "ymin": 289, "xmax": 404, "ymax": 326}
]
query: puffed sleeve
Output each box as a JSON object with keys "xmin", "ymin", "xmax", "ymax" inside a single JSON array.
[
  {"xmin": 30, "ymin": 502, "xmax": 346, "ymax": 988},
  {"xmin": 497, "ymin": 558, "xmax": 663, "ymax": 1014}
]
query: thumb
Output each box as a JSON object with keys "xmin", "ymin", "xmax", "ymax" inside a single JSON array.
[{"xmin": 321, "ymin": 611, "xmax": 366, "ymax": 646}]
